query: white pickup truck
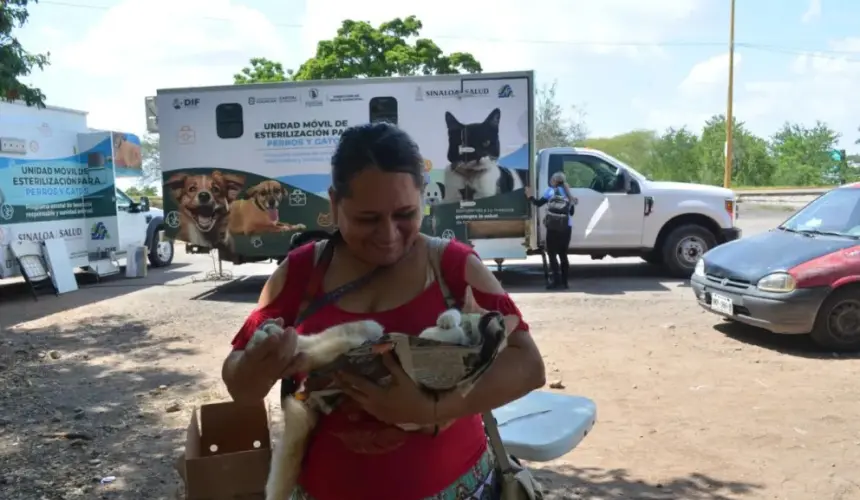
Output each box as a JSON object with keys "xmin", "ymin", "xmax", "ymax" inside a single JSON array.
[{"xmin": 521, "ymin": 147, "xmax": 741, "ymax": 277}]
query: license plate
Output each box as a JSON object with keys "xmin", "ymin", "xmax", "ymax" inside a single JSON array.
[{"xmin": 711, "ymin": 293, "xmax": 733, "ymax": 315}]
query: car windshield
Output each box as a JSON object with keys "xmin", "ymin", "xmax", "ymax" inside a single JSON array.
[{"xmin": 780, "ymin": 188, "xmax": 860, "ymax": 238}]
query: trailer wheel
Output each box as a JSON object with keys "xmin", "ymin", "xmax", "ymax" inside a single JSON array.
[{"xmin": 148, "ymin": 229, "xmax": 174, "ymax": 267}]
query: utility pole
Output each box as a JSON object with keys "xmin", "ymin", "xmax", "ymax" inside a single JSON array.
[{"xmin": 723, "ymin": 0, "xmax": 737, "ymax": 188}]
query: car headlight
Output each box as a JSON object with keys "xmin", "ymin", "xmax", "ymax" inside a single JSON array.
[
  {"xmin": 693, "ymin": 259, "xmax": 705, "ymax": 277},
  {"xmin": 757, "ymin": 272, "xmax": 796, "ymax": 293}
]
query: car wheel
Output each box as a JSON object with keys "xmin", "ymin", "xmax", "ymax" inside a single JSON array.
[
  {"xmin": 661, "ymin": 224, "xmax": 717, "ymax": 278},
  {"xmin": 148, "ymin": 230, "xmax": 174, "ymax": 267},
  {"xmin": 810, "ymin": 286, "xmax": 860, "ymax": 352}
]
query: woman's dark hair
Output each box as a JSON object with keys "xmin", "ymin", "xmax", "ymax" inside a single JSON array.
[{"xmin": 330, "ymin": 122, "xmax": 424, "ymax": 200}]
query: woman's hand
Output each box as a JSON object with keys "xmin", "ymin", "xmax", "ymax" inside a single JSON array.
[
  {"xmin": 524, "ymin": 186, "xmax": 533, "ymax": 198},
  {"xmin": 336, "ymin": 353, "xmax": 436, "ymax": 426},
  {"xmin": 241, "ymin": 320, "xmax": 309, "ymax": 383}
]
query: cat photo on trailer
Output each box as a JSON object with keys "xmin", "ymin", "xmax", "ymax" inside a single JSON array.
[{"xmin": 443, "ymin": 107, "xmax": 525, "ymax": 202}]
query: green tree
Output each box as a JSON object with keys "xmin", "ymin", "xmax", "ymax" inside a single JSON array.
[
  {"xmin": 645, "ymin": 127, "xmax": 700, "ymax": 182},
  {"xmin": 236, "ymin": 17, "xmax": 482, "ymax": 84},
  {"xmin": 585, "ymin": 130, "xmax": 656, "ymax": 171},
  {"xmin": 697, "ymin": 115, "xmax": 774, "ymax": 187},
  {"xmin": 294, "ymin": 16, "xmax": 481, "ymax": 80},
  {"xmin": 139, "ymin": 185, "xmax": 158, "ymax": 197},
  {"xmin": 1, "ymin": 0, "xmax": 50, "ymax": 106},
  {"xmin": 535, "ymin": 81, "xmax": 587, "ymax": 151},
  {"xmin": 770, "ymin": 121, "xmax": 841, "ymax": 185},
  {"xmin": 234, "ymin": 57, "xmax": 293, "ymax": 84},
  {"xmin": 140, "ymin": 134, "xmax": 160, "ymax": 185},
  {"xmin": 125, "ymin": 186, "xmax": 141, "ymax": 197}
]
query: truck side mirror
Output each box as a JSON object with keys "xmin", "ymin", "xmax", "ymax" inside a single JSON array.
[
  {"xmin": 139, "ymin": 196, "xmax": 151, "ymax": 212},
  {"xmin": 627, "ymin": 178, "xmax": 641, "ymax": 195}
]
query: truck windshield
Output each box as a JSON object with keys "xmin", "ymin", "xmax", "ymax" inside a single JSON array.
[
  {"xmin": 780, "ymin": 188, "xmax": 860, "ymax": 238},
  {"xmin": 115, "ymin": 189, "xmax": 133, "ymax": 206}
]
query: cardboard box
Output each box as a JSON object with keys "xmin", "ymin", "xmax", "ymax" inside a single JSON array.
[{"xmin": 176, "ymin": 401, "xmax": 271, "ymax": 499}]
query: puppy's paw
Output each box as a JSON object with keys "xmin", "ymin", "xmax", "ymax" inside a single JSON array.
[
  {"xmin": 437, "ymin": 309, "xmax": 462, "ymax": 330},
  {"xmin": 346, "ymin": 320, "xmax": 384, "ymax": 346},
  {"xmin": 247, "ymin": 320, "xmax": 283, "ymax": 350}
]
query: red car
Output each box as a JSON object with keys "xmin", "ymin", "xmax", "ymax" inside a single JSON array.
[{"xmin": 691, "ymin": 184, "xmax": 860, "ymax": 351}]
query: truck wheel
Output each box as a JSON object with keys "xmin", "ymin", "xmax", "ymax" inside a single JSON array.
[
  {"xmin": 810, "ymin": 286, "xmax": 860, "ymax": 352},
  {"xmin": 661, "ymin": 224, "xmax": 716, "ymax": 278},
  {"xmin": 641, "ymin": 250, "xmax": 663, "ymax": 265},
  {"xmin": 148, "ymin": 231, "xmax": 174, "ymax": 267}
]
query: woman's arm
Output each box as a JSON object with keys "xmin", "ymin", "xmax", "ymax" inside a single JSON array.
[
  {"xmin": 222, "ymin": 259, "xmax": 303, "ymax": 403},
  {"xmin": 525, "ymin": 186, "xmax": 549, "ymax": 207},
  {"xmin": 529, "ymin": 196, "xmax": 548, "ymax": 207},
  {"xmin": 435, "ymin": 255, "xmax": 546, "ymax": 421}
]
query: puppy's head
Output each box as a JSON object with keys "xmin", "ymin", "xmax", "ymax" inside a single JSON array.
[
  {"xmin": 247, "ymin": 180, "xmax": 285, "ymax": 222},
  {"xmin": 423, "ymin": 182, "xmax": 445, "ymax": 205},
  {"xmin": 165, "ymin": 171, "xmax": 245, "ymax": 232},
  {"xmin": 112, "ymin": 133, "xmax": 126, "ymax": 151}
]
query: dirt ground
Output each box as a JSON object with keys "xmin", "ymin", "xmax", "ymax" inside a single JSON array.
[{"xmin": 2, "ymin": 207, "xmax": 858, "ymax": 500}]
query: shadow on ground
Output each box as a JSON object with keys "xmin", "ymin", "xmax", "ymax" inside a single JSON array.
[
  {"xmin": 0, "ymin": 314, "xmax": 210, "ymax": 499},
  {"xmin": 0, "ymin": 263, "xmax": 198, "ymax": 326},
  {"xmin": 534, "ymin": 464, "xmax": 762, "ymax": 499},
  {"xmin": 496, "ymin": 262, "xmax": 685, "ymax": 295},
  {"xmin": 714, "ymin": 321, "xmax": 860, "ymax": 360},
  {"xmin": 191, "ymin": 261, "xmax": 687, "ymax": 304}
]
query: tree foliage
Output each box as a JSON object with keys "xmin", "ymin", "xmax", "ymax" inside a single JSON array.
[
  {"xmin": 140, "ymin": 134, "xmax": 160, "ymax": 185},
  {"xmin": 234, "ymin": 16, "xmax": 481, "ymax": 85},
  {"xmin": 586, "ymin": 116, "xmax": 842, "ymax": 187},
  {"xmin": 234, "ymin": 57, "xmax": 293, "ymax": 84},
  {"xmin": 535, "ymin": 81, "xmax": 587, "ymax": 151},
  {"xmin": 0, "ymin": 0, "xmax": 50, "ymax": 106}
]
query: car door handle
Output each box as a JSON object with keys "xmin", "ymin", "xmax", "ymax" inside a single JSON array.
[{"xmin": 644, "ymin": 196, "xmax": 654, "ymax": 216}]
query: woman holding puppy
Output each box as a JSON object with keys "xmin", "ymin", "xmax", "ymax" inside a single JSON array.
[{"xmin": 222, "ymin": 122, "xmax": 545, "ymax": 500}]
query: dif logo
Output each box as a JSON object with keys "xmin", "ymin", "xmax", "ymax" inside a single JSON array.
[{"xmin": 172, "ymin": 97, "xmax": 200, "ymax": 110}]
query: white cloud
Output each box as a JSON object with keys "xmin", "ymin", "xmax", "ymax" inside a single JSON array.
[
  {"xmin": 801, "ymin": 0, "xmax": 822, "ymax": 23},
  {"xmin": 643, "ymin": 38, "xmax": 860, "ymax": 147},
  {"xmin": 679, "ymin": 52, "xmax": 742, "ymax": 95},
  {"xmin": 31, "ymin": 0, "xmax": 286, "ymax": 135}
]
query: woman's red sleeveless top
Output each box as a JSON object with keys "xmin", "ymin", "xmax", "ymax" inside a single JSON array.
[{"xmin": 231, "ymin": 240, "xmax": 528, "ymax": 500}]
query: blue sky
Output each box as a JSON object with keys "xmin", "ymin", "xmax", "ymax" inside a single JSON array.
[{"xmin": 16, "ymin": 0, "xmax": 860, "ymax": 150}]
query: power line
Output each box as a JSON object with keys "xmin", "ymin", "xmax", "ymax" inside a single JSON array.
[
  {"xmin": 36, "ymin": 0, "xmax": 860, "ymax": 62},
  {"xmin": 738, "ymin": 43, "xmax": 860, "ymax": 62}
]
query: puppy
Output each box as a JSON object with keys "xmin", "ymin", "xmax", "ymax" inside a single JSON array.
[
  {"xmin": 423, "ymin": 181, "xmax": 446, "ymax": 206},
  {"xmin": 252, "ymin": 307, "xmax": 498, "ymax": 500},
  {"xmin": 112, "ymin": 133, "xmax": 142, "ymax": 168},
  {"xmin": 226, "ymin": 180, "xmax": 306, "ymax": 246},
  {"xmin": 248, "ymin": 319, "xmax": 385, "ymax": 500},
  {"xmin": 165, "ymin": 171, "xmax": 245, "ymax": 248}
]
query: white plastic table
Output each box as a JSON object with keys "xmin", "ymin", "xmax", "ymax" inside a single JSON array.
[{"xmin": 493, "ymin": 391, "xmax": 597, "ymax": 462}]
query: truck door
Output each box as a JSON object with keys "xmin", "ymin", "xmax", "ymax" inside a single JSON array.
[
  {"xmin": 115, "ymin": 188, "xmax": 147, "ymax": 252},
  {"xmin": 545, "ymin": 152, "xmax": 644, "ymax": 248},
  {"xmin": 573, "ymin": 153, "xmax": 644, "ymax": 247}
]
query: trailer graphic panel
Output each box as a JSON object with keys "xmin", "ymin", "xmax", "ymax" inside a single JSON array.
[
  {"xmin": 0, "ymin": 134, "xmax": 118, "ymax": 277},
  {"xmin": 157, "ymin": 72, "xmax": 533, "ymax": 257}
]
